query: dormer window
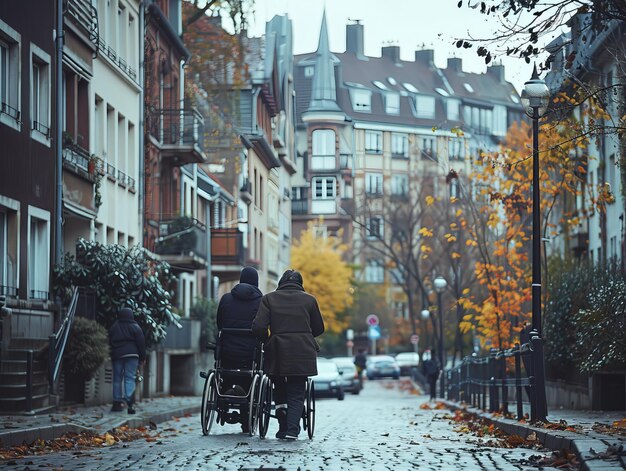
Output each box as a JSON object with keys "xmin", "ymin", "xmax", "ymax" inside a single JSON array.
[
  {"xmin": 413, "ymin": 95, "xmax": 435, "ymax": 119},
  {"xmin": 350, "ymin": 88, "xmax": 371, "ymax": 112},
  {"xmin": 304, "ymin": 66, "xmax": 314, "ymax": 77},
  {"xmin": 385, "ymin": 92, "xmax": 400, "ymax": 114}
]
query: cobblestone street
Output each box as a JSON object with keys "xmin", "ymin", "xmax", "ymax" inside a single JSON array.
[{"xmin": 3, "ymin": 380, "xmax": 553, "ymax": 470}]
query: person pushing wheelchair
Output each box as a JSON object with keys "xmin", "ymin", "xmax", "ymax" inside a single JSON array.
[{"xmin": 252, "ymin": 269, "xmax": 325, "ymax": 440}]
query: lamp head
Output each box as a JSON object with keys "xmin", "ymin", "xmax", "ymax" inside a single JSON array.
[
  {"xmin": 433, "ymin": 276, "xmax": 447, "ymax": 293},
  {"xmin": 421, "ymin": 309, "xmax": 430, "ymax": 319},
  {"xmin": 521, "ymin": 64, "xmax": 550, "ymax": 118}
]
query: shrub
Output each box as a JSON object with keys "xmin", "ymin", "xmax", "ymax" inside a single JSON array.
[
  {"xmin": 63, "ymin": 317, "xmax": 109, "ymax": 380},
  {"xmin": 190, "ymin": 297, "xmax": 217, "ymax": 350}
]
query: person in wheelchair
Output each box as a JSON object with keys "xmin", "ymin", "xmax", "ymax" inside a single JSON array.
[
  {"xmin": 252, "ymin": 269, "xmax": 325, "ymax": 440},
  {"xmin": 216, "ymin": 266, "xmax": 263, "ymax": 433}
]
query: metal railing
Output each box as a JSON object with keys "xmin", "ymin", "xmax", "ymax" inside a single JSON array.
[
  {"xmin": 62, "ymin": 143, "xmax": 90, "ymax": 171},
  {"xmin": 48, "ymin": 287, "xmax": 79, "ymax": 394},
  {"xmin": 1, "ymin": 102, "xmax": 21, "ymax": 123},
  {"xmin": 32, "ymin": 120, "xmax": 51, "ymax": 138},
  {"xmin": 154, "ymin": 218, "xmax": 208, "ymax": 261},
  {"xmin": 148, "ymin": 108, "xmax": 205, "ymax": 151},
  {"xmin": 445, "ymin": 335, "xmax": 548, "ymax": 422},
  {"xmin": 65, "ymin": 0, "xmax": 99, "ymax": 50}
]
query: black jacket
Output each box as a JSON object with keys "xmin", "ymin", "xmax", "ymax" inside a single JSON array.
[
  {"xmin": 109, "ymin": 309, "xmax": 146, "ymax": 361},
  {"xmin": 252, "ymin": 281, "xmax": 325, "ymax": 376},
  {"xmin": 216, "ymin": 282, "xmax": 263, "ymax": 364}
]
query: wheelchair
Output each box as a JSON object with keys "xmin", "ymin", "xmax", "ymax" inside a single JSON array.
[
  {"xmin": 199, "ymin": 328, "xmax": 264, "ymax": 436},
  {"xmin": 257, "ymin": 375, "xmax": 316, "ymax": 439}
]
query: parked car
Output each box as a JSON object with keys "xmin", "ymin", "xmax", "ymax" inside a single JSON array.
[
  {"xmin": 366, "ymin": 355, "xmax": 400, "ymax": 380},
  {"xmin": 313, "ymin": 359, "xmax": 345, "ymax": 400},
  {"xmin": 331, "ymin": 357, "xmax": 361, "ymax": 394},
  {"xmin": 395, "ymin": 352, "xmax": 420, "ymax": 376}
]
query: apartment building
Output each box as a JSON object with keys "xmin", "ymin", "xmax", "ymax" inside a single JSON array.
[{"xmin": 292, "ymin": 15, "xmax": 523, "ymax": 320}]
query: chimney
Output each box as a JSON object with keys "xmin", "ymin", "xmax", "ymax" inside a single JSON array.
[
  {"xmin": 415, "ymin": 49, "xmax": 434, "ymax": 65},
  {"xmin": 346, "ymin": 22, "xmax": 364, "ymax": 56},
  {"xmin": 487, "ymin": 64, "xmax": 506, "ymax": 83},
  {"xmin": 447, "ymin": 57, "xmax": 462, "ymax": 73},
  {"xmin": 382, "ymin": 45, "xmax": 401, "ymax": 64}
]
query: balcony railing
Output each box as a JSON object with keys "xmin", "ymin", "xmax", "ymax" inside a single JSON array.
[
  {"xmin": 291, "ymin": 199, "xmax": 308, "ymax": 215},
  {"xmin": 148, "ymin": 108, "xmax": 206, "ymax": 165},
  {"xmin": 32, "ymin": 120, "xmax": 51, "ymax": 138},
  {"xmin": 62, "ymin": 143, "xmax": 97, "ymax": 183},
  {"xmin": 65, "ymin": 0, "xmax": 99, "ymax": 50},
  {"xmin": 211, "ymin": 228, "xmax": 244, "ymax": 266},
  {"xmin": 1, "ymin": 102, "xmax": 21, "ymax": 124},
  {"xmin": 154, "ymin": 218, "xmax": 208, "ymax": 269}
]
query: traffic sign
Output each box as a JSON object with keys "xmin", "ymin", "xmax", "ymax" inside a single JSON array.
[
  {"xmin": 366, "ymin": 314, "xmax": 379, "ymax": 326},
  {"xmin": 368, "ymin": 325, "xmax": 381, "ymax": 340},
  {"xmin": 410, "ymin": 334, "xmax": 419, "ymax": 345}
]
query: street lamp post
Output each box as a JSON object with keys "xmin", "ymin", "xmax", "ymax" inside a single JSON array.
[
  {"xmin": 433, "ymin": 276, "xmax": 447, "ymax": 398},
  {"xmin": 520, "ymin": 65, "xmax": 550, "ymax": 422}
]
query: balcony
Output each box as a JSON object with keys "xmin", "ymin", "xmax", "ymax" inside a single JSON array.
[
  {"xmin": 211, "ymin": 228, "xmax": 244, "ymax": 282},
  {"xmin": 291, "ymin": 199, "xmax": 308, "ymax": 215},
  {"xmin": 65, "ymin": 0, "xmax": 99, "ymax": 51},
  {"xmin": 240, "ymin": 179, "xmax": 252, "ymax": 205},
  {"xmin": 148, "ymin": 108, "xmax": 207, "ymax": 165},
  {"xmin": 161, "ymin": 318, "xmax": 201, "ymax": 352},
  {"xmin": 154, "ymin": 218, "xmax": 208, "ymax": 271}
]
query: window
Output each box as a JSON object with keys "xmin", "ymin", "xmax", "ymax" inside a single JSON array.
[
  {"xmin": 350, "ymin": 88, "xmax": 371, "ymax": 112},
  {"xmin": 391, "ymin": 133, "xmax": 408, "ymax": 157},
  {"xmin": 414, "ymin": 95, "xmax": 435, "ymax": 118},
  {"xmin": 304, "ymin": 66, "xmax": 314, "ymax": 77},
  {"xmin": 0, "ymin": 20, "xmax": 21, "ymax": 130},
  {"xmin": 385, "ymin": 92, "xmax": 400, "ymax": 114},
  {"xmin": 311, "ymin": 129, "xmax": 335, "ymax": 169},
  {"xmin": 448, "ymin": 139, "xmax": 464, "ymax": 160},
  {"xmin": 391, "ymin": 174, "xmax": 408, "ymax": 196},
  {"xmin": 366, "ymin": 216, "xmax": 384, "ymax": 239},
  {"xmin": 492, "ymin": 105, "xmax": 507, "ymax": 136},
  {"xmin": 365, "ymin": 259, "xmax": 384, "ymax": 283},
  {"xmin": 311, "ymin": 177, "xmax": 336, "ymax": 214},
  {"xmin": 365, "ymin": 173, "xmax": 383, "ymax": 196},
  {"xmin": 365, "ymin": 130, "xmax": 382, "ymax": 153},
  {"xmin": 30, "ymin": 44, "xmax": 51, "ymax": 142},
  {"xmin": 313, "ymin": 177, "xmax": 336, "ymax": 199},
  {"xmin": 421, "ymin": 137, "xmax": 436, "ymax": 159},
  {"xmin": 28, "ymin": 207, "xmax": 50, "ymax": 300},
  {"xmin": 447, "ymin": 99, "xmax": 461, "ymax": 121},
  {"xmin": 0, "ymin": 201, "xmax": 18, "ymax": 297}
]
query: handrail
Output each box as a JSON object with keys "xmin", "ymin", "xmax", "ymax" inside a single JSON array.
[{"xmin": 48, "ymin": 287, "xmax": 79, "ymax": 393}]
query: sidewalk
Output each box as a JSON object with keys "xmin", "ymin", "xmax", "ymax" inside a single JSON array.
[
  {"xmin": 442, "ymin": 399, "xmax": 625, "ymax": 471},
  {"xmin": 0, "ymin": 396, "xmax": 201, "ymax": 449}
]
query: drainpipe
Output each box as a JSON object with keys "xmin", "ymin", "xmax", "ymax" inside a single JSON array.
[
  {"xmin": 138, "ymin": 1, "xmax": 145, "ymax": 247},
  {"xmin": 55, "ymin": 0, "xmax": 64, "ymax": 266}
]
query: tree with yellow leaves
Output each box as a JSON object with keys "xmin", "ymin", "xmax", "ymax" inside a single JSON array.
[
  {"xmin": 290, "ymin": 221, "xmax": 354, "ymax": 334},
  {"xmin": 459, "ymin": 107, "xmax": 599, "ymax": 350}
]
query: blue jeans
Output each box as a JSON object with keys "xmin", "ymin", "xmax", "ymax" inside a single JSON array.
[{"xmin": 112, "ymin": 356, "xmax": 139, "ymax": 404}]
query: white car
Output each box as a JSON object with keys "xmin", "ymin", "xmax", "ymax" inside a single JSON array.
[{"xmin": 395, "ymin": 352, "xmax": 420, "ymax": 376}]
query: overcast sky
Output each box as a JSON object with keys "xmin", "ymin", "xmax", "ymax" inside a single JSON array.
[{"xmin": 246, "ymin": 0, "xmax": 551, "ymax": 92}]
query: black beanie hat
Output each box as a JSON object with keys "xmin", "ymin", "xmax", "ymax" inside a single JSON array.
[
  {"xmin": 240, "ymin": 266, "xmax": 259, "ymax": 287},
  {"xmin": 278, "ymin": 269, "xmax": 303, "ymax": 287}
]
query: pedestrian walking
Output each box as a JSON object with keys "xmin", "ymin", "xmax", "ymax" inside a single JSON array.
[
  {"xmin": 354, "ymin": 348, "xmax": 367, "ymax": 388},
  {"xmin": 252, "ymin": 269, "xmax": 325, "ymax": 440},
  {"xmin": 216, "ymin": 266, "xmax": 263, "ymax": 433},
  {"xmin": 108, "ymin": 307, "xmax": 146, "ymax": 414},
  {"xmin": 421, "ymin": 348, "xmax": 440, "ymax": 401}
]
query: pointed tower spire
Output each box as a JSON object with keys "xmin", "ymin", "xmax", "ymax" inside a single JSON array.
[{"xmin": 308, "ymin": 10, "xmax": 341, "ymax": 112}]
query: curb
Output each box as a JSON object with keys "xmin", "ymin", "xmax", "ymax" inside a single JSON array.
[
  {"xmin": 0, "ymin": 405, "xmax": 201, "ymax": 449},
  {"xmin": 442, "ymin": 400, "xmax": 625, "ymax": 471}
]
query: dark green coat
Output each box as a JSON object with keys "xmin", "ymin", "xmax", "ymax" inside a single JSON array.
[{"xmin": 252, "ymin": 281, "xmax": 325, "ymax": 376}]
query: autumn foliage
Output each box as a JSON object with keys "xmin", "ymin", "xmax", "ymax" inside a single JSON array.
[{"xmin": 290, "ymin": 221, "xmax": 354, "ymax": 334}]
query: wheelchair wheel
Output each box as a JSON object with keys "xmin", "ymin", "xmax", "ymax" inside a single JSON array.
[
  {"xmin": 303, "ymin": 377, "xmax": 315, "ymax": 439},
  {"xmin": 247, "ymin": 374, "xmax": 261, "ymax": 436},
  {"xmin": 201, "ymin": 372, "xmax": 218, "ymax": 436},
  {"xmin": 258, "ymin": 376, "xmax": 273, "ymax": 439}
]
